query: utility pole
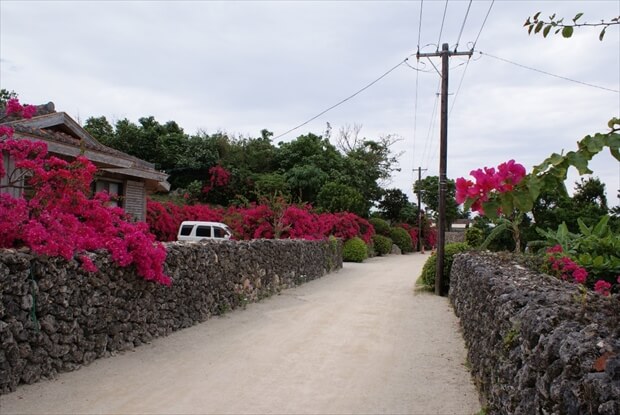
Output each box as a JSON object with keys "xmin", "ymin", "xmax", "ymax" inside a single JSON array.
[
  {"xmin": 417, "ymin": 43, "xmax": 472, "ymax": 296},
  {"xmin": 414, "ymin": 167, "xmax": 427, "ymax": 252}
]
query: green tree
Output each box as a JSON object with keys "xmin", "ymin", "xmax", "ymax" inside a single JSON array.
[
  {"xmin": 316, "ymin": 182, "xmax": 365, "ymax": 215},
  {"xmin": 0, "ymin": 89, "xmax": 18, "ymax": 106},
  {"xmin": 414, "ymin": 176, "xmax": 458, "ymax": 230},
  {"xmin": 84, "ymin": 116, "xmax": 115, "ymax": 146},
  {"xmin": 377, "ymin": 188, "xmax": 416, "ymax": 223}
]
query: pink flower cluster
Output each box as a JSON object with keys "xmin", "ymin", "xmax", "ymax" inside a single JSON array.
[
  {"xmin": 4, "ymin": 98, "xmax": 37, "ymax": 119},
  {"xmin": 146, "ymin": 199, "xmax": 375, "ymax": 243},
  {"xmin": 202, "ymin": 164, "xmax": 231, "ymax": 194},
  {"xmin": 0, "ymin": 114, "xmax": 170, "ymax": 285},
  {"xmin": 545, "ymin": 245, "xmax": 588, "ymax": 284},
  {"xmin": 456, "ymin": 160, "xmax": 527, "ymax": 213},
  {"xmin": 594, "ymin": 280, "xmax": 612, "ymax": 297}
]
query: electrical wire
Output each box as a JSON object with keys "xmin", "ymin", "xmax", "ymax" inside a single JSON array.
[
  {"xmin": 412, "ymin": 56, "xmax": 421, "ymax": 184},
  {"xmin": 454, "ymin": 0, "xmax": 473, "ymax": 52},
  {"xmin": 479, "ymin": 51, "xmax": 620, "ymax": 93},
  {"xmin": 449, "ymin": 1, "xmax": 495, "ymax": 115},
  {"xmin": 472, "ymin": 0, "xmax": 495, "ymax": 50},
  {"xmin": 404, "ymin": 59, "xmax": 433, "ymax": 73},
  {"xmin": 417, "ymin": 0, "xmax": 424, "ymax": 53},
  {"xmin": 421, "ymin": 79, "xmax": 441, "ymax": 171},
  {"xmin": 437, "ymin": 0, "xmax": 449, "ymax": 51},
  {"xmin": 273, "ymin": 59, "xmax": 407, "ymax": 140},
  {"xmin": 449, "ymin": 59, "xmax": 471, "ymax": 116}
]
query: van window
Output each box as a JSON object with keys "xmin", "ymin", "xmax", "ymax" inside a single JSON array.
[
  {"xmin": 180, "ymin": 225, "xmax": 193, "ymax": 236},
  {"xmin": 213, "ymin": 227, "xmax": 227, "ymax": 238},
  {"xmin": 196, "ymin": 226, "xmax": 211, "ymax": 237}
]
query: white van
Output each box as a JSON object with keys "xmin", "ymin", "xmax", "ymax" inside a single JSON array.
[{"xmin": 177, "ymin": 221, "xmax": 233, "ymax": 241}]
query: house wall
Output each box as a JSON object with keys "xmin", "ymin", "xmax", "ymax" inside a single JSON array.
[
  {"xmin": 0, "ymin": 238, "xmax": 343, "ymax": 394},
  {"xmin": 0, "ymin": 153, "xmax": 23, "ymax": 198},
  {"xmin": 124, "ymin": 180, "xmax": 146, "ymax": 221}
]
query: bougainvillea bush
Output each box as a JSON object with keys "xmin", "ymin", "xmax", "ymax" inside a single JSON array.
[
  {"xmin": 1, "ymin": 99, "xmax": 170, "ymax": 285},
  {"xmin": 455, "ymin": 120, "xmax": 620, "ymax": 296},
  {"xmin": 146, "ymin": 198, "xmax": 375, "ymax": 243}
]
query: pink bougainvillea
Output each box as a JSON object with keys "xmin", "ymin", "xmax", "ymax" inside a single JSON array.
[
  {"xmin": 594, "ymin": 280, "xmax": 612, "ymax": 296},
  {"xmin": 456, "ymin": 159, "xmax": 526, "ymax": 214},
  {"xmin": 543, "ymin": 245, "xmax": 589, "ymax": 286},
  {"xmin": 1, "ymin": 100, "xmax": 170, "ymax": 285},
  {"xmin": 202, "ymin": 164, "xmax": 231, "ymax": 194},
  {"xmin": 147, "ymin": 198, "xmax": 375, "ymax": 244}
]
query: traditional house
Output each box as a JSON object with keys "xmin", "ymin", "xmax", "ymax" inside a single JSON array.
[{"xmin": 0, "ymin": 102, "xmax": 169, "ymax": 221}]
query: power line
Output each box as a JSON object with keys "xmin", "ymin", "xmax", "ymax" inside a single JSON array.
[
  {"xmin": 412, "ymin": 59, "xmax": 420, "ymax": 185},
  {"xmin": 437, "ymin": 0, "xmax": 449, "ymax": 51},
  {"xmin": 449, "ymin": 59, "xmax": 471, "ymax": 115},
  {"xmin": 454, "ymin": 0, "xmax": 472, "ymax": 52},
  {"xmin": 472, "ymin": 0, "xmax": 495, "ymax": 50},
  {"xmin": 404, "ymin": 60, "xmax": 433, "ymax": 73},
  {"xmin": 421, "ymin": 80, "xmax": 441, "ymax": 170},
  {"xmin": 449, "ymin": 0, "xmax": 495, "ymax": 116},
  {"xmin": 417, "ymin": 0, "xmax": 424, "ymax": 52},
  {"xmin": 273, "ymin": 59, "xmax": 407, "ymax": 140},
  {"xmin": 479, "ymin": 51, "xmax": 620, "ymax": 94}
]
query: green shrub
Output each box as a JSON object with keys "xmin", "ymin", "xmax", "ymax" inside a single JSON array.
[
  {"xmin": 372, "ymin": 234, "xmax": 393, "ymax": 256},
  {"xmin": 369, "ymin": 218, "xmax": 391, "ymax": 236},
  {"xmin": 465, "ymin": 227, "xmax": 484, "ymax": 247},
  {"xmin": 389, "ymin": 227, "xmax": 413, "ymax": 253},
  {"xmin": 419, "ymin": 242, "xmax": 470, "ymax": 293},
  {"xmin": 343, "ymin": 237, "xmax": 368, "ymax": 263}
]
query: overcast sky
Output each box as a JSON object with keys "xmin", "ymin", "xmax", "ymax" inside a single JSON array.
[{"xmin": 1, "ymin": 0, "xmax": 619, "ymax": 206}]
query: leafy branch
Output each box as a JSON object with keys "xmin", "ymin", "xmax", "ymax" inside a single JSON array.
[{"xmin": 524, "ymin": 12, "xmax": 620, "ymax": 41}]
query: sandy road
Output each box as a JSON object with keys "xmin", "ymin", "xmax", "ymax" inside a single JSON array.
[{"xmin": 0, "ymin": 253, "xmax": 480, "ymax": 415}]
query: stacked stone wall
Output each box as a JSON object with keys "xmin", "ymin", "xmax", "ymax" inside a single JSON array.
[
  {"xmin": 450, "ymin": 251, "xmax": 619, "ymax": 415},
  {"xmin": 0, "ymin": 239, "xmax": 342, "ymax": 394}
]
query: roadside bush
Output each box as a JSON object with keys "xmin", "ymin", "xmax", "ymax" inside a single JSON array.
[
  {"xmin": 372, "ymin": 234, "xmax": 393, "ymax": 256},
  {"xmin": 389, "ymin": 227, "xmax": 413, "ymax": 253},
  {"xmin": 465, "ymin": 226, "xmax": 484, "ymax": 248},
  {"xmin": 369, "ymin": 217, "xmax": 391, "ymax": 236},
  {"xmin": 419, "ymin": 242, "xmax": 470, "ymax": 293},
  {"xmin": 343, "ymin": 237, "xmax": 368, "ymax": 263}
]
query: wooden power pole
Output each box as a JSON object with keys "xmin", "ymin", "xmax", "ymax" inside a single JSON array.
[
  {"xmin": 415, "ymin": 167, "xmax": 427, "ymax": 252},
  {"xmin": 417, "ymin": 43, "xmax": 472, "ymax": 296}
]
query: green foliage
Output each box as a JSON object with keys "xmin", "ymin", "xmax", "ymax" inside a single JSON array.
[
  {"xmin": 316, "ymin": 182, "xmax": 366, "ymax": 216},
  {"xmin": 532, "ymin": 215, "xmax": 620, "ymax": 285},
  {"xmin": 377, "ymin": 188, "xmax": 415, "ymax": 223},
  {"xmin": 419, "ymin": 242, "xmax": 470, "ymax": 293},
  {"xmin": 371, "ymin": 234, "xmax": 393, "ymax": 256},
  {"xmin": 389, "ymin": 227, "xmax": 413, "ymax": 253},
  {"xmin": 82, "ymin": 110, "xmax": 402, "ymax": 213},
  {"xmin": 0, "ymin": 89, "xmax": 18, "ymax": 106},
  {"xmin": 342, "ymin": 237, "xmax": 368, "ymax": 263},
  {"xmin": 369, "ymin": 217, "xmax": 391, "ymax": 236},
  {"xmin": 532, "ymin": 177, "xmax": 610, "ymax": 233},
  {"xmin": 414, "ymin": 176, "xmax": 459, "ymax": 229},
  {"xmin": 524, "ymin": 12, "xmax": 619, "ymax": 41},
  {"xmin": 465, "ymin": 226, "xmax": 484, "ymax": 248}
]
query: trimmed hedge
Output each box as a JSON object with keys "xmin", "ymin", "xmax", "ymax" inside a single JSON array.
[
  {"xmin": 419, "ymin": 242, "xmax": 469, "ymax": 293},
  {"xmin": 372, "ymin": 234, "xmax": 393, "ymax": 256},
  {"xmin": 369, "ymin": 218, "xmax": 391, "ymax": 236},
  {"xmin": 389, "ymin": 227, "xmax": 413, "ymax": 253},
  {"xmin": 343, "ymin": 237, "xmax": 368, "ymax": 262},
  {"xmin": 465, "ymin": 226, "xmax": 484, "ymax": 247}
]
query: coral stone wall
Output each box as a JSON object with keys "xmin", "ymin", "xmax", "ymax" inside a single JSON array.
[
  {"xmin": 0, "ymin": 239, "xmax": 342, "ymax": 394},
  {"xmin": 445, "ymin": 231, "xmax": 465, "ymax": 244},
  {"xmin": 450, "ymin": 251, "xmax": 619, "ymax": 415}
]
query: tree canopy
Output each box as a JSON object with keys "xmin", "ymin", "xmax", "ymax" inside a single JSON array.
[{"xmin": 84, "ymin": 115, "xmax": 401, "ymax": 216}]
